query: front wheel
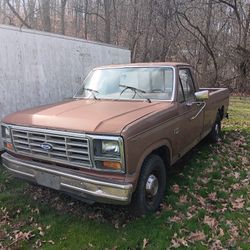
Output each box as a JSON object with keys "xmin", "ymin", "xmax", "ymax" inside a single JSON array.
[{"xmin": 131, "ymin": 154, "xmax": 166, "ymax": 215}]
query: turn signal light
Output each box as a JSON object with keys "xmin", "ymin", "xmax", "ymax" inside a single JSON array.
[
  {"xmin": 6, "ymin": 143, "xmax": 13, "ymax": 150},
  {"xmin": 103, "ymin": 161, "xmax": 121, "ymax": 170}
]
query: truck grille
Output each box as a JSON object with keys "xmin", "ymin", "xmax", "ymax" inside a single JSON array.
[{"xmin": 11, "ymin": 128, "xmax": 91, "ymax": 168}]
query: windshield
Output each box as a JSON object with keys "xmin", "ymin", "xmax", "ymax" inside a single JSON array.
[{"xmin": 74, "ymin": 67, "xmax": 174, "ymax": 101}]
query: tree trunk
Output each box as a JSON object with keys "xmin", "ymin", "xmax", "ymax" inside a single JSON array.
[
  {"xmin": 201, "ymin": 0, "xmax": 213, "ymax": 86},
  {"xmin": 112, "ymin": 0, "xmax": 119, "ymax": 44},
  {"xmin": 27, "ymin": 0, "xmax": 36, "ymax": 28},
  {"xmin": 95, "ymin": 0, "xmax": 100, "ymax": 40},
  {"xmin": 104, "ymin": 0, "xmax": 111, "ymax": 43},
  {"xmin": 41, "ymin": 0, "xmax": 51, "ymax": 32},
  {"xmin": 84, "ymin": 0, "xmax": 88, "ymax": 39},
  {"xmin": 61, "ymin": 0, "xmax": 67, "ymax": 35},
  {"xmin": 6, "ymin": 0, "xmax": 31, "ymax": 28}
]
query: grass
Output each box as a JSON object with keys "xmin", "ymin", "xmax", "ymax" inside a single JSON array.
[{"xmin": 0, "ymin": 96, "xmax": 250, "ymax": 249}]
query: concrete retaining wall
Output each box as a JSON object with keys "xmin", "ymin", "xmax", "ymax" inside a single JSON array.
[{"xmin": 0, "ymin": 25, "xmax": 130, "ymax": 147}]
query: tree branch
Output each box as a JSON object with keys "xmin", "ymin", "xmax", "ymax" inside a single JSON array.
[{"xmin": 6, "ymin": 0, "xmax": 32, "ymax": 28}]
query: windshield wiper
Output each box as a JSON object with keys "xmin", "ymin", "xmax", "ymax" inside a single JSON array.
[
  {"xmin": 119, "ymin": 84, "xmax": 151, "ymax": 103},
  {"xmin": 83, "ymin": 87, "xmax": 100, "ymax": 100}
]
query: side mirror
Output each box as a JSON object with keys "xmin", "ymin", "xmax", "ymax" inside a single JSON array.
[{"xmin": 195, "ymin": 90, "xmax": 209, "ymax": 101}]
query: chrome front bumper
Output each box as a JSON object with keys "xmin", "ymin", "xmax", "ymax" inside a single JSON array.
[{"xmin": 1, "ymin": 152, "xmax": 133, "ymax": 205}]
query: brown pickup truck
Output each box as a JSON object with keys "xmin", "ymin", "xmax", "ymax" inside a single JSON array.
[{"xmin": 1, "ymin": 62, "xmax": 229, "ymax": 214}]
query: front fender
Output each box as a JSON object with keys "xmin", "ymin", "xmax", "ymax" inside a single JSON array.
[{"xmin": 125, "ymin": 139, "xmax": 172, "ymax": 189}]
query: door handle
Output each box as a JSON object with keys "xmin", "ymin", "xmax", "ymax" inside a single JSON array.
[
  {"xmin": 174, "ymin": 128, "xmax": 180, "ymax": 135},
  {"xmin": 186, "ymin": 101, "xmax": 202, "ymax": 107}
]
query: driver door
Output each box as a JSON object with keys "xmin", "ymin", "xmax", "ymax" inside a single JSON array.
[{"xmin": 176, "ymin": 67, "xmax": 204, "ymax": 156}]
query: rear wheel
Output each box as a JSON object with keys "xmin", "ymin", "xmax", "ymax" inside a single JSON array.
[
  {"xmin": 131, "ymin": 154, "xmax": 166, "ymax": 215},
  {"xmin": 209, "ymin": 113, "xmax": 221, "ymax": 143}
]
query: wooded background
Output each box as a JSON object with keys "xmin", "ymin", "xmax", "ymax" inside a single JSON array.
[{"xmin": 0, "ymin": 0, "xmax": 250, "ymax": 93}]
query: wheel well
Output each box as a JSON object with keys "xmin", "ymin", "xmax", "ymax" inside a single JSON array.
[
  {"xmin": 151, "ymin": 146, "xmax": 170, "ymax": 169},
  {"xmin": 218, "ymin": 106, "xmax": 224, "ymax": 120}
]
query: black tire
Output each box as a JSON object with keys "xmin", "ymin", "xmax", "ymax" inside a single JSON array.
[
  {"xmin": 130, "ymin": 154, "xmax": 166, "ymax": 215},
  {"xmin": 209, "ymin": 113, "xmax": 221, "ymax": 143}
]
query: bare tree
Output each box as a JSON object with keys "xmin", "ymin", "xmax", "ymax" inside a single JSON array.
[
  {"xmin": 6, "ymin": 0, "xmax": 31, "ymax": 28},
  {"xmin": 60, "ymin": 0, "xmax": 67, "ymax": 34},
  {"xmin": 84, "ymin": 0, "xmax": 88, "ymax": 39},
  {"xmin": 104, "ymin": 0, "xmax": 111, "ymax": 43},
  {"xmin": 0, "ymin": 0, "xmax": 250, "ymax": 92},
  {"xmin": 175, "ymin": 0, "xmax": 219, "ymax": 85},
  {"xmin": 40, "ymin": 0, "xmax": 51, "ymax": 32},
  {"xmin": 201, "ymin": 0, "xmax": 213, "ymax": 84},
  {"xmin": 216, "ymin": 0, "xmax": 250, "ymax": 92}
]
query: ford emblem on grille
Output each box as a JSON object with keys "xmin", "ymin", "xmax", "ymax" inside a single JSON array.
[{"xmin": 40, "ymin": 143, "xmax": 53, "ymax": 151}]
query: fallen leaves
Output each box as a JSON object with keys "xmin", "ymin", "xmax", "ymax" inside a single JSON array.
[
  {"xmin": 142, "ymin": 238, "xmax": 149, "ymax": 249},
  {"xmin": 198, "ymin": 177, "xmax": 210, "ymax": 184},
  {"xmin": 0, "ymin": 203, "xmax": 58, "ymax": 249},
  {"xmin": 192, "ymin": 194, "xmax": 206, "ymax": 207},
  {"xmin": 231, "ymin": 183, "xmax": 241, "ymax": 190},
  {"xmin": 231, "ymin": 197, "xmax": 245, "ymax": 210},
  {"xmin": 171, "ymin": 184, "xmax": 180, "ymax": 194},
  {"xmin": 169, "ymin": 231, "xmax": 206, "ymax": 249},
  {"xmin": 0, "ymin": 230, "xmax": 7, "ymax": 241},
  {"xmin": 8, "ymin": 230, "xmax": 35, "ymax": 247},
  {"xmin": 31, "ymin": 208, "xmax": 40, "ymax": 215},
  {"xmin": 231, "ymin": 132, "xmax": 248, "ymax": 147},
  {"xmin": 203, "ymin": 216, "xmax": 218, "ymax": 229},
  {"xmin": 48, "ymin": 240, "xmax": 55, "ymax": 245},
  {"xmin": 14, "ymin": 230, "xmax": 34, "ymax": 241},
  {"xmin": 219, "ymin": 228, "xmax": 224, "ymax": 237},
  {"xmin": 160, "ymin": 203, "xmax": 172, "ymax": 212},
  {"xmin": 187, "ymin": 231, "xmax": 206, "ymax": 242},
  {"xmin": 171, "ymin": 238, "xmax": 188, "ymax": 248},
  {"xmin": 170, "ymin": 234, "xmax": 188, "ymax": 248},
  {"xmin": 38, "ymin": 226, "xmax": 45, "ymax": 237},
  {"xmin": 168, "ymin": 213, "xmax": 184, "ymax": 223},
  {"xmin": 210, "ymin": 239, "xmax": 224, "ymax": 250},
  {"xmin": 34, "ymin": 239, "xmax": 44, "ymax": 248},
  {"xmin": 229, "ymin": 225, "xmax": 239, "ymax": 239},
  {"xmin": 208, "ymin": 192, "xmax": 217, "ymax": 202},
  {"xmin": 241, "ymin": 156, "xmax": 249, "ymax": 165},
  {"xmin": 33, "ymin": 239, "xmax": 56, "ymax": 248},
  {"xmin": 233, "ymin": 172, "xmax": 240, "ymax": 179},
  {"xmin": 0, "ymin": 207, "xmax": 10, "ymax": 226},
  {"xmin": 179, "ymin": 195, "xmax": 188, "ymax": 204}
]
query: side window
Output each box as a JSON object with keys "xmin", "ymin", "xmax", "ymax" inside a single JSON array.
[
  {"xmin": 179, "ymin": 68, "xmax": 196, "ymax": 102},
  {"xmin": 178, "ymin": 80, "xmax": 185, "ymax": 103}
]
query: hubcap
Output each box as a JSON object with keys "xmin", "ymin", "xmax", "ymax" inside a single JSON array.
[
  {"xmin": 215, "ymin": 123, "xmax": 219, "ymax": 135},
  {"xmin": 146, "ymin": 174, "xmax": 159, "ymax": 196}
]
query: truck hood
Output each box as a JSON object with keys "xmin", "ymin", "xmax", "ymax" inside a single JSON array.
[{"xmin": 3, "ymin": 99, "xmax": 172, "ymax": 134}]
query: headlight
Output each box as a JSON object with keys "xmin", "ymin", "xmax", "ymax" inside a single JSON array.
[
  {"xmin": 93, "ymin": 136, "xmax": 125, "ymax": 172},
  {"xmin": 1, "ymin": 124, "xmax": 14, "ymax": 150},
  {"xmin": 5, "ymin": 127, "xmax": 10, "ymax": 137},
  {"xmin": 94, "ymin": 138, "xmax": 121, "ymax": 158},
  {"xmin": 101, "ymin": 140, "xmax": 120, "ymax": 155},
  {"xmin": 1, "ymin": 125, "xmax": 10, "ymax": 139}
]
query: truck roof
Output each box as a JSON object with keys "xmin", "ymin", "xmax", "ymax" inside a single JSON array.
[{"xmin": 95, "ymin": 62, "xmax": 190, "ymax": 70}]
